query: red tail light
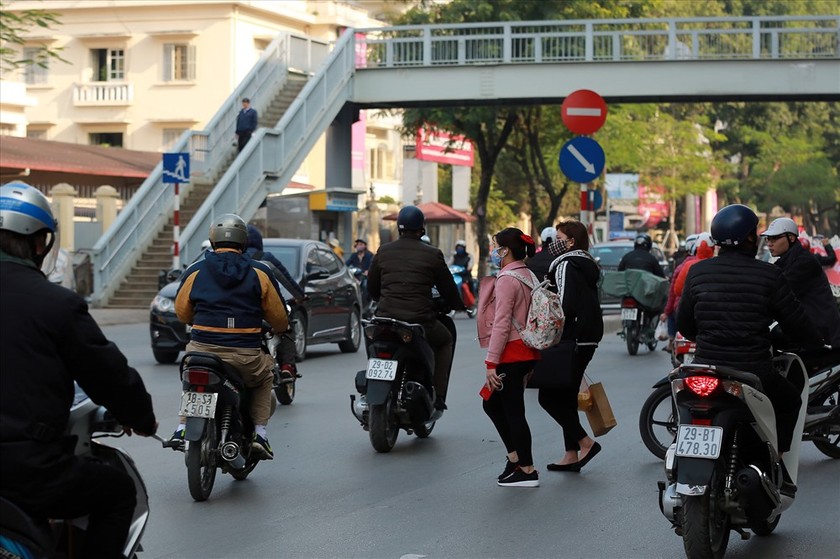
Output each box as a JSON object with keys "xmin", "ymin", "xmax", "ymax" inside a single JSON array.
[
  {"xmin": 182, "ymin": 368, "xmax": 219, "ymax": 386},
  {"xmin": 692, "ymin": 418, "xmax": 712, "ymax": 426},
  {"xmin": 621, "ymin": 298, "xmax": 637, "ymax": 308},
  {"xmin": 377, "ymin": 352, "xmax": 393, "ymax": 359},
  {"xmin": 685, "ymin": 376, "xmax": 719, "ymax": 397}
]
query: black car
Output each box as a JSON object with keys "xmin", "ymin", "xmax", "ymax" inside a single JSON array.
[
  {"xmin": 591, "ymin": 240, "xmax": 669, "ymax": 311},
  {"xmin": 150, "ymin": 238, "xmax": 362, "ymax": 364}
]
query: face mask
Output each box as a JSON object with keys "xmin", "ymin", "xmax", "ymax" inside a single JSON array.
[
  {"xmin": 456, "ymin": 247, "xmax": 465, "ymax": 255},
  {"xmin": 356, "ymin": 245, "xmax": 365, "ymax": 253},
  {"xmin": 490, "ymin": 247, "xmax": 504, "ymax": 267},
  {"xmin": 555, "ymin": 238, "xmax": 570, "ymax": 253}
]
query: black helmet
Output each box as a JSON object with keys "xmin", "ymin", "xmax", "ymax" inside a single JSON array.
[
  {"xmin": 634, "ymin": 233, "xmax": 652, "ymax": 251},
  {"xmin": 397, "ymin": 205, "xmax": 425, "ymax": 232},
  {"xmin": 710, "ymin": 204, "xmax": 759, "ymax": 246}
]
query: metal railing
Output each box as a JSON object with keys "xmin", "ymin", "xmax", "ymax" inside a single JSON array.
[
  {"xmin": 356, "ymin": 15, "xmax": 838, "ymax": 67},
  {"xmin": 89, "ymin": 33, "xmax": 326, "ymax": 305}
]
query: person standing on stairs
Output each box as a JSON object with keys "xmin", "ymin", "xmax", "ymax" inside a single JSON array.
[{"xmin": 236, "ymin": 97, "xmax": 258, "ymax": 153}]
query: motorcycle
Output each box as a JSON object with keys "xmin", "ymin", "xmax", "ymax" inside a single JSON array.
[
  {"xmin": 349, "ymin": 266, "xmax": 376, "ymax": 319},
  {"xmin": 0, "ymin": 385, "xmax": 151, "ymax": 559},
  {"xmin": 448, "ymin": 264, "xmax": 477, "ymax": 318},
  {"xmin": 658, "ymin": 352, "xmax": 838, "ymax": 558},
  {"xmin": 640, "ymin": 346, "xmax": 840, "ymax": 460},
  {"xmin": 670, "ymin": 331, "xmax": 697, "ymax": 368},
  {"xmin": 349, "ymin": 293, "xmax": 456, "ymax": 453},
  {"xmin": 618, "ymin": 296, "xmax": 660, "ymax": 355},
  {"xmin": 267, "ymin": 315, "xmax": 298, "ymax": 406},
  {"xmin": 175, "ymin": 350, "xmax": 265, "ymax": 501}
]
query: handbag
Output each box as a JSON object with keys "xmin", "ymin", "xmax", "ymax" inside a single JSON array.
[
  {"xmin": 584, "ymin": 378, "xmax": 617, "ymax": 436},
  {"xmin": 526, "ymin": 341, "xmax": 576, "ymax": 389},
  {"xmin": 577, "ymin": 378, "xmax": 592, "ymax": 411}
]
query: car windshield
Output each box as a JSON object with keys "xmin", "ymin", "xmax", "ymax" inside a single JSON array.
[
  {"xmin": 591, "ymin": 245, "xmax": 631, "ymax": 267},
  {"xmin": 262, "ymin": 244, "xmax": 300, "ymax": 277}
]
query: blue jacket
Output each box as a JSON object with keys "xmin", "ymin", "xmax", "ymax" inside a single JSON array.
[
  {"xmin": 236, "ymin": 107, "xmax": 257, "ymax": 134},
  {"xmin": 175, "ymin": 248, "xmax": 288, "ymax": 348}
]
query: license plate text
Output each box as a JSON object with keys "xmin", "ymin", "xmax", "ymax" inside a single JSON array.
[
  {"xmin": 675, "ymin": 425, "xmax": 723, "ymax": 459},
  {"xmin": 180, "ymin": 391, "xmax": 218, "ymax": 418},
  {"xmin": 366, "ymin": 358, "xmax": 398, "ymax": 381}
]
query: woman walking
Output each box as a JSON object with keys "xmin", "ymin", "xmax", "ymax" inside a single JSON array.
[
  {"xmin": 540, "ymin": 219, "xmax": 604, "ymax": 472},
  {"xmin": 478, "ymin": 228, "xmax": 541, "ymax": 487}
]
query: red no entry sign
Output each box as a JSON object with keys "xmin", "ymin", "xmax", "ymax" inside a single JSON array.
[{"xmin": 561, "ymin": 89, "xmax": 607, "ymax": 135}]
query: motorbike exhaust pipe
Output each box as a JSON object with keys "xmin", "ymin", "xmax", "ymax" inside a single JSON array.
[
  {"xmin": 221, "ymin": 441, "xmax": 246, "ymax": 470},
  {"xmin": 404, "ymin": 381, "xmax": 434, "ymax": 419},
  {"xmin": 735, "ymin": 465, "xmax": 780, "ymax": 519},
  {"xmin": 350, "ymin": 394, "xmax": 368, "ymax": 425}
]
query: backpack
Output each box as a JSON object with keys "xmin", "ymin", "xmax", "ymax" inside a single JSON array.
[{"xmin": 498, "ymin": 269, "xmax": 565, "ymax": 350}]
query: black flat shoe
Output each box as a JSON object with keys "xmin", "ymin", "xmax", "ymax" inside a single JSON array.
[
  {"xmin": 546, "ymin": 462, "xmax": 581, "ymax": 472},
  {"xmin": 576, "ymin": 442, "xmax": 602, "ymax": 470}
]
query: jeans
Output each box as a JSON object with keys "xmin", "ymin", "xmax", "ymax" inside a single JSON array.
[{"xmin": 483, "ymin": 360, "xmax": 538, "ymax": 466}]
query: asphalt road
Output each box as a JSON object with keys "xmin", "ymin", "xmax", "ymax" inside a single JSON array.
[{"xmin": 101, "ymin": 316, "xmax": 840, "ymax": 559}]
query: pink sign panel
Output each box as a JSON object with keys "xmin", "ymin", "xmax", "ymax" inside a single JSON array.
[
  {"xmin": 638, "ymin": 183, "xmax": 669, "ymax": 228},
  {"xmin": 415, "ymin": 128, "xmax": 474, "ymax": 167}
]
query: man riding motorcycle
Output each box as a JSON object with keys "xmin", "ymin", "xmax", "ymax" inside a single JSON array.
[
  {"xmin": 618, "ymin": 233, "xmax": 666, "ymax": 278},
  {"xmin": 449, "ymin": 239, "xmax": 475, "ymax": 300},
  {"xmin": 677, "ymin": 204, "xmax": 824, "ymax": 494},
  {"xmin": 367, "ymin": 206, "xmax": 464, "ymax": 411},
  {"xmin": 0, "ymin": 182, "xmax": 158, "ymax": 559},
  {"xmin": 166, "ymin": 214, "xmax": 288, "ymax": 459}
]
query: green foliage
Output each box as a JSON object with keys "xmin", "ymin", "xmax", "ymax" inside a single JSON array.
[{"xmin": 0, "ymin": 0, "xmax": 66, "ymax": 73}]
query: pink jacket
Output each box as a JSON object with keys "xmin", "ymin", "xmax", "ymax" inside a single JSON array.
[{"xmin": 477, "ymin": 261, "xmax": 536, "ymax": 364}]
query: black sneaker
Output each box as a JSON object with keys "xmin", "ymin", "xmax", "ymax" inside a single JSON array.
[
  {"xmin": 498, "ymin": 467, "xmax": 539, "ymax": 487},
  {"xmin": 498, "ymin": 459, "xmax": 518, "ymax": 481},
  {"xmin": 162, "ymin": 428, "xmax": 185, "ymax": 450},
  {"xmin": 251, "ymin": 434, "xmax": 274, "ymax": 460}
]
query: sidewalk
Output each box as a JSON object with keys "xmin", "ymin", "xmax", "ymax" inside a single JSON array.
[{"xmin": 90, "ymin": 308, "xmax": 149, "ymax": 326}]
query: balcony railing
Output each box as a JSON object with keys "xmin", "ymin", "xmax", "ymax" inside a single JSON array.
[{"xmin": 73, "ymin": 82, "xmax": 134, "ymax": 106}]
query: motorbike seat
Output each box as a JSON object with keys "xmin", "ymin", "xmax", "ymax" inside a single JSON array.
[{"xmin": 181, "ymin": 351, "xmax": 246, "ymax": 389}]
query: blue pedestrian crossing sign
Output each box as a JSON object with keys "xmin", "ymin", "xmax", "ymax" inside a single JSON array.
[
  {"xmin": 558, "ymin": 137, "xmax": 605, "ymax": 184},
  {"xmin": 162, "ymin": 153, "xmax": 190, "ymax": 183}
]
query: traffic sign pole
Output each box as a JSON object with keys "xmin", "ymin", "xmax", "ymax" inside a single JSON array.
[{"xmin": 173, "ymin": 182, "xmax": 180, "ymax": 270}]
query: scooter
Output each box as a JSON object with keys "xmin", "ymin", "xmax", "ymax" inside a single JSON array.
[
  {"xmin": 349, "ymin": 266, "xmax": 376, "ymax": 319},
  {"xmin": 658, "ymin": 352, "xmax": 835, "ymax": 558},
  {"xmin": 448, "ymin": 264, "xmax": 477, "ymax": 318},
  {"xmin": 618, "ymin": 296, "xmax": 659, "ymax": 355},
  {"xmin": 640, "ymin": 346, "xmax": 840, "ymax": 460},
  {"xmin": 350, "ymin": 294, "xmax": 456, "ymax": 453},
  {"xmin": 0, "ymin": 385, "xmax": 152, "ymax": 559}
]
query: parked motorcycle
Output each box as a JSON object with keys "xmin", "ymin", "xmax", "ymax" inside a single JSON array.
[
  {"xmin": 658, "ymin": 352, "xmax": 838, "ymax": 558},
  {"xmin": 640, "ymin": 346, "xmax": 840, "ymax": 460},
  {"xmin": 448, "ymin": 264, "xmax": 477, "ymax": 318},
  {"xmin": 0, "ymin": 385, "xmax": 151, "ymax": 558},
  {"xmin": 618, "ymin": 296, "xmax": 660, "ymax": 355},
  {"xmin": 350, "ymin": 295, "xmax": 456, "ymax": 453},
  {"xmin": 176, "ymin": 351, "xmax": 264, "ymax": 501},
  {"xmin": 349, "ymin": 266, "xmax": 376, "ymax": 319}
]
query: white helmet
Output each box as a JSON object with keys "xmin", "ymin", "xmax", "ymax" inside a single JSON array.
[
  {"xmin": 683, "ymin": 234, "xmax": 699, "ymax": 254},
  {"xmin": 692, "ymin": 232, "xmax": 714, "ymax": 255},
  {"xmin": 455, "ymin": 239, "xmax": 466, "ymax": 248},
  {"xmin": 761, "ymin": 217, "xmax": 797, "ymax": 238},
  {"xmin": 540, "ymin": 227, "xmax": 557, "ymax": 244}
]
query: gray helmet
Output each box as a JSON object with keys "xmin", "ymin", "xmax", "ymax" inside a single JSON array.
[
  {"xmin": 209, "ymin": 213, "xmax": 247, "ymax": 248},
  {"xmin": 0, "ymin": 181, "xmax": 57, "ymax": 236}
]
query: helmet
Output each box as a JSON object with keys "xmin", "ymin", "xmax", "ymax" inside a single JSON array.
[
  {"xmin": 209, "ymin": 213, "xmax": 247, "ymax": 248},
  {"xmin": 710, "ymin": 204, "xmax": 759, "ymax": 246},
  {"xmin": 397, "ymin": 205, "xmax": 425, "ymax": 231},
  {"xmin": 0, "ymin": 182, "xmax": 56, "ymax": 236},
  {"xmin": 328, "ymin": 238, "xmax": 340, "ymax": 248},
  {"xmin": 761, "ymin": 217, "xmax": 798, "ymax": 238},
  {"xmin": 540, "ymin": 227, "xmax": 556, "ymax": 244},
  {"xmin": 684, "ymin": 234, "xmax": 699, "ymax": 255},
  {"xmin": 420, "ymin": 235, "xmax": 431, "ymax": 245},
  {"xmin": 694, "ymin": 232, "xmax": 714, "ymax": 255},
  {"xmin": 634, "ymin": 233, "xmax": 652, "ymax": 251},
  {"xmin": 455, "ymin": 239, "xmax": 466, "ymax": 248}
]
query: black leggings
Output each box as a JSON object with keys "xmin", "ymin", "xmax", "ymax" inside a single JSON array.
[
  {"xmin": 483, "ymin": 360, "xmax": 537, "ymax": 466},
  {"xmin": 538, "ymin": 346, "xmax": 596, "ymax": 452}
]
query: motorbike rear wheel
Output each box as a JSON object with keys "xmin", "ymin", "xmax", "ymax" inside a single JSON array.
[
  {"xmin": 369, "ymin": 399, "xmax": 398, "ymax": 453},
  {"xmin": 639, "ymin": 385, "xmax": 677, "ymax": 460},
  {"xmin": 274, "ymin": 378, "xmax": 296, "ymax": 406},
  {"xmin": 681, "ymin": 465, "xmax": 731, "ymax": 559},
  {"xmin": 625, "ymin": 324, "xmax": 640, "ymax": 356},
  {"xmin": 186, "ymin": 420, "xmax": 218, "ymax": 502}
]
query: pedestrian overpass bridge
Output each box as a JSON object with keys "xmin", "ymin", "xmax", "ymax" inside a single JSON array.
[{"xmin": 91, "ymin": 15, "xmax": 839, "ymax": 306}]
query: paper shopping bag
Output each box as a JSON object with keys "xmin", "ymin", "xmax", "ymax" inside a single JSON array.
[
  {"xmin": 585, "ymin": 381, "xmax": 617, "ymax": 436},
  {"xmin": 577, "ymin": 378, "xmax": 592, "ymax": 411}
]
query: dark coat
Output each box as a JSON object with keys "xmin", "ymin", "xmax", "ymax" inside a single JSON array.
[
  {"xmin": 346, "ymin": 249, "xmax": 374, "ymax": 272},
  {"xmin": 0, "ymin": 253, "xmax": 156, "ymax": 495},
  {"xmin": 677, "ymin": 248, "xmax": 823, "ymax": 374},
  {"xmin": 774, "ymin": 241, "xmax": 840, "ymax": 347},
  {"xmin": 236, "ymin": 107, "xmax": 257, "ymax": 134},
  {"xmin": 527, "ymin": 246, "xmax": 556, "ymax": 282},
  {"xmin": 367, "ymin": 235, "xmax": 463, "ymax": 323},
  {"xmin": 618, "ymin": 248, "xmax": 665, "ymax": 278},
  {"xmin": 552, "ymin": 250, "xmax": 604, "ymax": 346}
]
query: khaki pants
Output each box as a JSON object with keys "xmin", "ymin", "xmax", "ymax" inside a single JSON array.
[{"xmin": 186, "ymin": 341, "xmax": 275, "ymax": 425}]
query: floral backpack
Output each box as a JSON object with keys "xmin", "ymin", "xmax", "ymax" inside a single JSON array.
[{"xmin": 498, "ymin": 269, "xmax": 566, "ymax": 350}]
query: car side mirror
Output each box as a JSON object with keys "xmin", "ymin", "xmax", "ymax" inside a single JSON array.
[{"xmin": 305, "ymin": 265, "xmax": 330, "ymax": 281}]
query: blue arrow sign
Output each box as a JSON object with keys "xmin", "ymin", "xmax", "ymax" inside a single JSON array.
[
  {"xmin": 558, "ymin": 137, "xmax": 605, "ymax": 184},
  {"xmin": 162, "ymin": 153, "xmax": 190, "ymax": 183}
]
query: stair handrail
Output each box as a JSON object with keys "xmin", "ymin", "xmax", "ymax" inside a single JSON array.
[{"xmin": 178, "ymin": 30, "xmax": 357, "ymax": 266}]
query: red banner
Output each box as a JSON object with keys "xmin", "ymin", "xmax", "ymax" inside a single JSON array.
[{"xmin": 415, "ymin": 128, "xmax": 474, "ymax": 167}]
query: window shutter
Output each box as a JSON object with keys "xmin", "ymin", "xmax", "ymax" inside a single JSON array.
[
  {"xmin": 163, "ymin": 44, "xmax": 173, "ymax": 81},
  {"xmin": 187, "ymin": 45, "xmax": 196, "ymax": 80}
]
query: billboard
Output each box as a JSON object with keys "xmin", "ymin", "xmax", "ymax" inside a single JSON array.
[
  {"xmin": 415, "ymin": 128, "xmax": 474, "ymax": 167},
  {"xmin": 638, "ymin": 183, "xmax": 669, "ymax": 228}
]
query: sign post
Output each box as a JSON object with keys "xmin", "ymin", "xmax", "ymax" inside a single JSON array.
[{"xmin": 162, "ymin": 153, "xmax": 190, "ymax": 270}]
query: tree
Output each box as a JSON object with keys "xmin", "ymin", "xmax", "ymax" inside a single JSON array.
[{"xmin": 0, "ymin": 0, "xmax": 65, "ymax": 74}]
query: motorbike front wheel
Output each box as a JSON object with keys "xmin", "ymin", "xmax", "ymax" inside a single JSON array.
[
  {"xmin": 186, "ymin": 420, "xmax": 218, "ymax": 502},
  {"xmin": 369, "ymin": 400, "xmax": 398, "ymax": 453},
  {"xmin": 639, "ymin": 385, "xmax": 677, "ymax": 460},
  {"xmin": 681, "ymin": 465, "xmax": 731, "ymax": 559}
]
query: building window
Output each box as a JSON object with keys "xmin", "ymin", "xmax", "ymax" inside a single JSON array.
[
  {"xmin": 162, "ymin": 128, "xmax": 187, "ymax": 151},
  {"xmin": 0, "ymin": 124, "xmax": 15, "ymax": 136},
  {"xmin": 369, "ymin": 143, "xmax": 393, "ymax": 180},
  {"xmin": 23, "ymin": 47, "xmax": 49, "ymax": 85},
  {"xmin": 163, "ymin": 44, "xmax": 196, "ymax": 81},
  {"xmin": 91, "ymin": 48, "xmax": 125, "ymax": 81},
  {"xmin": 89, "ymin": 132, "xmax": 123, "ymax": 147},
  {"xmin": 26, "ymin": 128, "xmax": 47, "ymax": 140}
]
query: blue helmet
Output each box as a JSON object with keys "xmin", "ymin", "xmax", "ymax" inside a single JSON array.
[
  {"xmin": 711, "ymin": 204, "xmax": 759, "ymax": 246},
  {"xmin": 397, "ymin": 205, "xmax": 425, "ymax": 232},
  {"xmin": 0, "ymin": 181, "xmax": 56, "ymax": 236}
]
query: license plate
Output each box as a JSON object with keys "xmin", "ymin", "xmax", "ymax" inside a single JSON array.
[
  {"xmin": 675, "ymin": 425, "xmax": 723, "ymax": 459},
  {"xmin": 366, "ymin": 358, "xmax": 398, "ymax": 381},
  {"xmin": 180, "ymin": 391, "xmax": 218, "ymax": 418},
  {"xmin": 621, "ymin": 308, "xmax": 638, "ymax": 320},
  {"xmin": 684, "ymin": 354, "xmax": 694, "ymax": 364}
]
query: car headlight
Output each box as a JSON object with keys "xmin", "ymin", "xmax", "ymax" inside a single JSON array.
[{"xmin": 151, "ymin": 294, "xmax": 175, "ymax": 313}]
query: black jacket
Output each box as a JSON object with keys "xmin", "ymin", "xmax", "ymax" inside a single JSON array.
[
  {"xmin": 527, "ymin": 246, "xmax": 556, "ymax": 282},
  {"xmin": 0, "ymin": 253, "xmax": 156, "ymax": 490},
  {"xmin": 814, "ymin": 241, "xmax": 836, "ymax": 267},
  {"xmin": 677, "ymin": 248, "xmax": 823, "ymax": 374},
  {"xmin": 552, "ymin": 250, "xmax": 604, "ymax": 345},
  {"xmin": 368, "ymin": 236, "xmax": 463, "ymax": 323},
  {"xmin": 618, "ymin": 248, "xmax": 665, "ymax": 278},
  {"xmin": 774, "ymin": 241, "xmax": 840, "ymax": 347}
]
